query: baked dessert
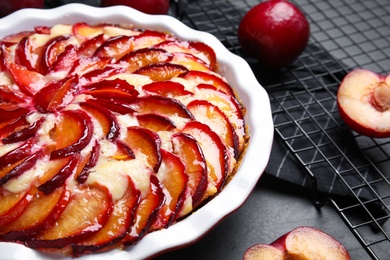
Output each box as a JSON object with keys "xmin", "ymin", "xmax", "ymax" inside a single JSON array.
[{"xmin": 0, "ymin": 22, "xmax": 247, "ymax": 256}]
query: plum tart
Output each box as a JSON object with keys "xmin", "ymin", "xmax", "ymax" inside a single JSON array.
[{"xmin": 0, "ymin": 22, "xmax": 248, "ymax": 256}]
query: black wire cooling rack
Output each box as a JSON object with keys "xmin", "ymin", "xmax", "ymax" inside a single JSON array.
[{"xmin": 174, "ymin": 0, "xmax": 390, "ymax": 259}]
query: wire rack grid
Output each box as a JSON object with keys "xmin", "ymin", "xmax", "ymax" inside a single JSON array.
[{"xmin": 175, "ymin": 0, "xmax": 390, "ymax": 259}]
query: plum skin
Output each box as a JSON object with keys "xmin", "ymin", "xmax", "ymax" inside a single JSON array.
[{"xmin": 238, "ymin": 0, "xmax": 310, "ymax": 69}]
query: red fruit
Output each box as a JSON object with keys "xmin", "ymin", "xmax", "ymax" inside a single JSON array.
[
  {"xmin": 81, "ymin": 78, "xmax": 139, "ymax": 103},
  {"xmin": 123, "ymin": 126, "xmax": 162, "ymax": 172},
  {"xmin": 181, "ymin": 121, "xmax": 228, "ymax": 191},
  {"xmin": 187, "ymin": 100, "xmax": 239, "ymax": 159},
  {"xmin": 2, "ymin": 117, "xmax": 45, "ymax": 144},
  {"xmin": 134, "ymin": 63, "xmax": 189, "ymax": 82},
  {"xmin": 182, "ymin": 70, "xmax": 234, "ymax": 96},
  {"xmin": 94, "ymin": 35, "xmax": 133, "ymax": 62},
  {"xmin": 156, "ymin": 40, "xmax": 216, "ymax": 70},
  {"xmin": 0, "ymin": 186, "xmax": 70, "ymax": 240},
  {"xmin": 118, "ymin": 48, "xmax": 172, "ymax": 73},
  {"xmin": 101, "ymin": 0, "xmax": 170, "ymax": 15},
  {"xmin": 337, "ymin": 69, "xmax": 390, "ymax": 138},
  {"xmin": 38, "ymin": 156, "xmax": 79, "ymax": 195},
  {"xmin": 137, "ymin": 114, "xmax": 176, "ymax": 132},
  {"xmin": 25, "ymin": 184, "xmax": 112, "ymax": 249},
  {"xmin": 75, "ymin": 141, "xmax": 101, "ymax": 184},
  {"xmin": 122, "ymin": 175, "xmax": 164, "ymax": 245},
  {"xmin": 238, "ymin": 0, "xmax": 310, "ymax": 69},
  {"xmin": 151, "ymin": 149, "xmax": 188, "ymax": 229},
  {"xmin": 0, "ymin": 187, "xmax": 36, "ymax": 227},
  {"xmin": 72, "ymin": 176, "xmax": 140, "ymax": 255},
  {"xmin": 0, "ymin": 0, "xmax": 44, "ymax": 17},
  {"xmin": 243, "ymin": 226, "xmax": 350, "ymax": 260},
  {"xmin": 49, "ymin": 110, "xmax": 94, "ymax": 159},
  {"xmin": 171, "ymin": 132, "xmax": 207, "ymax": 207},
  {"xmin": 129, "ymin": 96, "xmax": 194, "ymax": 120},
  {"xmin": 80, "ymin": 100, "xmax": 121, "ymax": 141},
  {"xmin": 142, "ymin": 81, "xmax": 193, "ymax": 97},
  {"xmin": 132, "ymin": 30, "xmax": 173, "ymax": 50}
]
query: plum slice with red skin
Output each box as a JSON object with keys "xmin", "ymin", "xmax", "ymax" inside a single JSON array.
[
  {"xmin": 80, "ymin": 100, "xmax": 121, "ymax": 141},
  {"xmin": 137, "ymin": 113, "xmax": 176, "ymax": 132},
  {"xmin": 0, "ymin": 138, "xmax": 39, "ymax": 173},
  {"xmin": 181, "ymin": 121, "xmax": 228, "ymax": 191},
  {"xmin": 134, "ymin": 63, "xmax": 188, "ymax": 82},
  {"xmin": 75, "ymin": 140, "xmax": 100, "ymax": 184},
  {"xmin": 182, "ymin": 70, "xmax": 235, "ymax": 96},
  {"xmin": 129, "ymin": 96, "xmax": 194, "ymax": 120},
  {"xmin": 78, "ymin": 65, "xmax": 125, "ymax": 86},
  {"xmin": 25, "ymin": 184, "xmax": 112, "ymax": 249},
  {"xmin": 155, "ymin": 40, "xmax": 217, "ymax": 70},
  {"xmin": 171, "ymin": 52, "xmax": 212, "ymax": 72},
  {"xmin": 49, "ymin": 44, "xmax": 78, "ymax": 73},
  {"xmin": 142, "ymin": 81, "xmax": 193, "ymax": 97},
  {"xmin": 40, "ymin": 35, "xmax": 72, "ymax": 74},
  {"xmin": 72, "ymin": 23, "xmax": 106, "ymax": 40},
  {"xmin": 38, "ymin": 155, "xmax": 79, "ymax": 195},
  {"xmin": 0, "ymin": 116, "xmax": 29, "ymax": 140},
  {"xmin": 81, "ymin": 78, "xmax": 139, "ymax": 104},
  {"xmin": 122, "ymin": 174, "xmax": 165, "ymax": 245},
  {"xmin": 69, "ymin": 56, "xmax": 110, "ymax": 77},
  {"xmin": 0, "ymin": 186, "xmax": 70, "ymax": 241},
  {"xmin": 0, "ymin": 104, "xmax": 29, "ymax": 124},
  {"xmin": 15, "ymin": 36, "xmax": 41, "ymax": 72},
  {"xmin": 72, "ymin": 176, "xmax": 141, "ymax": 256},
  {"xmin": 33, "ymin": 75, "xmax": 79, "ymax": 113},
  {"xmin": 0, "ymin": 187, "xmax": 37, "ymax": 227},
  {"xmin": 132, "ymin": 30, "xmax": 173, "ymax": 50},
  {"xmin": 171, "ymin": 132, "xmax": 208, "ymax": 207},
  {"xmin": 7, "ymin": 62, "xmax": 44, "ymax": 97},
  {"xmin": 118, "ymin": 47, "xmax": 172, "ymax": 73},
  {"xmin": 196, "ymin": 84, "xmax": 246, "ymax": 152},
  {"xmin": 151, "ymin": 149, "xmax": 188, "ymax": 230},
  {"xmin": 94, "ymin": 35, "xmax": 134, "ymax": 62},
  {"xmin": 187, "ymin": 99, "xmax": 239, "ymax": 159},
  {"xmin": 0, "ymin": 31, "xmax": 34, "ymax": 47},
  {"xmin": 77, "ymin": 34, "xmax": 106, "ymax": 58},
  {"xmin": 49, "ymin": 109, "xmax": 94, "ymax": 160},
  {"xmin": 0, "ymin": 86, "xmax": 26, "ymax": 104},
  {"xmin": 2, "ymin": 117, "xmax": 45, "ymax": 144},
  {"xmin": 122, "ymin": 126, "xmax": 162, "ymax": 173},
  {"xmin": 0, "ymin": 152, "xmax": 41, "ymax": 186}
]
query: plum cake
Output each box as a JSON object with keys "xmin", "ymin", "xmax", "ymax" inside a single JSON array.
[{"xmin": 0, "ymin": 22, "xmax": 248, "ymax": 256}]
